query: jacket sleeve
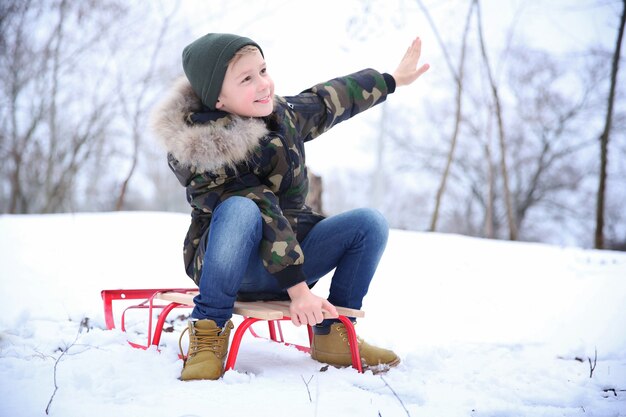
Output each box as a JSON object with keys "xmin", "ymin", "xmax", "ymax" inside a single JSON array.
[
  {"xmin": 283, "ymin": 68, "xmax": 393, "ymax": 142},
  {"xmin": 188, "ymin": 165, "xmax": 306, "ymax": 289}
]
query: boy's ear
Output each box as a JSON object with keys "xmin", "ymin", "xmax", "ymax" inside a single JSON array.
[{"xmin": 215, "ymin": 99, "xmax": 222, "ymax": 109}]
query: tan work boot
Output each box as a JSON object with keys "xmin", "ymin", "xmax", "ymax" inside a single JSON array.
[
  {"xmin": 311, "ymin": 322, "xmax": 400, "ymax": 372},
  {"xmin": 179, "ymin": 319, "xmax": 234, "ymax": 381}
]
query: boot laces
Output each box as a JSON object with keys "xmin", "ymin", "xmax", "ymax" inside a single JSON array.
[
  {"xmin": 335, "ymin": 325, "xmax": 362, "ymax": 344},
  {"xmin": 179, "ymin": 324, "xmax": 228, "ymax": 361}
]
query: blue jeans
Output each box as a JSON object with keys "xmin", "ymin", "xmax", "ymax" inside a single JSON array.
[{"xmin": 191, "ymin": 196, "xmax": 389, "ymax": 327}]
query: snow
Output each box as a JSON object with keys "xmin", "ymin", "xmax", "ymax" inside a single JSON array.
[{"xmin": 1, "ymin": 212, "xmax": 625, "ymax": 417}]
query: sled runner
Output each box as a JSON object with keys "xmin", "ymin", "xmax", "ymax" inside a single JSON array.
[{"xmin": 101, "ymin": 288, "xmax": 365, "ymax": 372}]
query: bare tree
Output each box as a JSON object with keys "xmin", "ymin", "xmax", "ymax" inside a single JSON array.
[
  {"xmin": 114, "ymin": 1, "xmax": 179, "ymax": 211},
  {"xmin": 449, "ymin": 42, "xmax": 604, "ymax": 242},
  {"xmin": 1, "ymin": 0, "xmax": 127, "ymax": 213},
  {"xmin": 1, "ymin": 0, "xmax": 194, "ymax": 213},
  {"xmin": 416, "ymin": 0, "xmax": 475, "ymax": 232},
  {"xmin": 475, "ymin": 0, "xmax": 517, "ymax": 240},
  {"xmin": 347, "ymin": 0, "xmax": 621, "ymax": 247},
  {"xmin": 595, "ymin": 0, "xmax": 625, "ymax": 249}
]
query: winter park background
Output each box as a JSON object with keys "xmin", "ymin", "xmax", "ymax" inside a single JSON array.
[{"xmin": 2, "ymin": 1, "xmax": 626, "ymax": 416}]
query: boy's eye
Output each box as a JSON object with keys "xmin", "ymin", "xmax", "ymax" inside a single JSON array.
[
  {"xmin": 260, "ymin": 68, "xmax": 267, "ymax": 74},
  {"xmin": 242, "ymin": 76, "xmax": 251, "ymax": 83}
]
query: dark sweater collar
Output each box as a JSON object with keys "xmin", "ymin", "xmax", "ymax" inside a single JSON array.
[{"xmin": 189, "ymin": 106, "xmax": 231, "ymax": 125}]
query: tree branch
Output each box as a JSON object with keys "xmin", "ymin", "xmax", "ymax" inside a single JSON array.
[
  {"xmin": 45, "ymin": 317, "xmax": 90, "ymax": 415},
  {"xmin": 381, "ymin": 376, "xmax": 411, "ymax": 417}
]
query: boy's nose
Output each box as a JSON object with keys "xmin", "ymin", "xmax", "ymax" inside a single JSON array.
[{"xmin": 258, "ymin": 77, "xmax": 270, "ymax": 90}]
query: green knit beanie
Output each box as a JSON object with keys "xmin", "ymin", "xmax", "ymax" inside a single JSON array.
[{"xmin": 182, "ymin": 33, "xmax": 263, "ymax": 110}]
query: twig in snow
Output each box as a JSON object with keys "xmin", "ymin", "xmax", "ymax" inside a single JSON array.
[
  {"xmin": 588, "ymin": 347, "xmax": 597, "ymax": 378},
  {"xmin": 45, "ymin": 318, "xmax": 89, "ymax": 415},
  {"xmin": 301, "ymin": 374, "xmax": 314, "ymax": 402},
  {"xmin": 380, "ymin": 376, "xmax": 411, "ymax": 417},
  {"xmin": 602, "ymin": 388, "xmax": 626, "ymax": 398}
]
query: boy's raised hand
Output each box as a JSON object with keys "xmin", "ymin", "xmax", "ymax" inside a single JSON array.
[{"xmin": 392, "ymin": 36, "xmax": 430, "ymax": 87}]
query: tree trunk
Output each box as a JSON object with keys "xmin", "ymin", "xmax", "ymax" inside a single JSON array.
[
  {"xmin": 475, "ymin": 0, "xmax": 517, "ymax": 240},
  {"xmin": 306, "ymin": 171, "xmax": 324, "ymax": 215},
  {"xmin": 484, "ymin": 141, "xmax": 495, "ymax": 238},
  {"xmin": 424, "ymin": 0, "xmax": 475, "ymax": 231},
  {"xmin": 115, "ymin": 1, "xmax": 178, "ymax": 211},
  {"xmin": 595, "ymin": 0, "xmax": 625, "ymax": 249}
]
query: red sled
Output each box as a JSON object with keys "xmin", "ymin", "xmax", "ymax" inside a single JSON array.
[{"xmin": 101, "ymin": 288, "xmax": 365, "ymax": 373}]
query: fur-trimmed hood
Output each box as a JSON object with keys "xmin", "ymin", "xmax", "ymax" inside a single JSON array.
[{"xmin": 149, "ymin": 76, "xmax": 269, "ymax": 173}]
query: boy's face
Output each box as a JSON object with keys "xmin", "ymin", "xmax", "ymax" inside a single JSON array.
[{"xmin": 215, "ymin": 48, "xmax": 274, "ymax": 117}]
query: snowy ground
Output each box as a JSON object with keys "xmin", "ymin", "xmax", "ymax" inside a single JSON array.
[{"xmin": 1, "ymin": 211, "xmax": 625, "ymax": 417}]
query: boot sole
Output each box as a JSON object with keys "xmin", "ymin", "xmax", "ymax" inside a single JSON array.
[
  {"xmin": 316, "ymin": 357, "xmax": 401, "ymax": 374},
  {"xmin": 365, "ymin": 357, "xmax": 401, "ymax": 374}
]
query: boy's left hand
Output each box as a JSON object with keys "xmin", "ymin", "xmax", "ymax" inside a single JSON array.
[{"xmin": 392, "ymin": 36, "xmax": 430, "ymax": 87}]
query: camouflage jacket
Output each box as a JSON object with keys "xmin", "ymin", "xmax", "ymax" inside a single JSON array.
[{"xmin": 150, "ymin": 69, "xmax": 394, "ymax": 288}]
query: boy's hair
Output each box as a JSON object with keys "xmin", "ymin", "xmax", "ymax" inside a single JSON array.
[
  {"xmin": 182, "ymin": 33, "xmax": 263, "ymax": 110},
  {"xmin": 229, "ymin": 45, "xmax": 261, "ymax": 66}
]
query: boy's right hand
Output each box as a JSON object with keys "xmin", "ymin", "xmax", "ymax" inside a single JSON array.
[{"xmin": 287, "ymin": 281, "xmax": 339, "ymax": 326}]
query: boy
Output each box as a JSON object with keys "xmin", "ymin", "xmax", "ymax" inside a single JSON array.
[{"xmin": 150, "ymin": 33, "xmax": 429, "ymax": 380}]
